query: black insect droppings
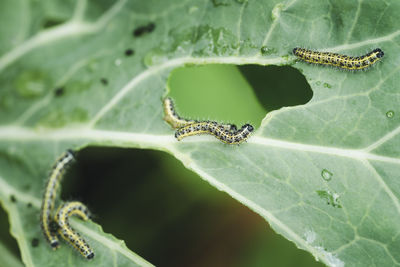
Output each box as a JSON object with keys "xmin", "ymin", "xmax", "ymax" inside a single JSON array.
[
  {"xmin": 31, "ymin": 238, "xmax": 39, "ymax": 247},
  {"xmin": 43, "ymin": 19, "xmax": 65, "ymax": 29},
  {"xmin": 125, "ymin": 49, "xmax": 134, "ymax": 56},
  {"xmin": 100, "ymin": 78, "xmax": 108, "ymax": 85},
  {"xmin": 27, "ymin": 202, "xmax": 32, "ymax": 208},
  {"xmin": 133, "ymin": 23, "xmax": 155, "ymax": 37},
  {"xmin": 10, "ymin": 195, "xmax": 16, "ymax": 203},
  {"xmin": 54, "ymin": 87, "xmax": 65, "ymax": 97}
]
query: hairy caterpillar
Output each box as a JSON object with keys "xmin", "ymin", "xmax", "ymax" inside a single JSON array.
[
  {"xmin": 175, "ymin": 121, "xmax": 254, "ymax": 144},
  {"xmin": 293, "ymin": 47, "xmax": 384, "ymax": 70},
  {"xmin": 40, "ymin": 150, "xmax": 75, "ymax": 249},
  {"xmin": 55, "ymin": 202, "xmax": 94, "ymax": 260},
  {"xmin": 163, "ymin": 97, "xmax": 237, "ymax": 132}
]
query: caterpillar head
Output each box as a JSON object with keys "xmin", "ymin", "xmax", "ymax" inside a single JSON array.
[{"xmin": 373, "ymin": 48, "xmax": 384, "ymax": 58}]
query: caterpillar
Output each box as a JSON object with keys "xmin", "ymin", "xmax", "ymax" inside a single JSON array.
[
  {"xmin": 175, "ymin": 121, "xmax": 254, "ymax": 144},
  {"xmin": 163, "ymin": 97, "xmax": 197, "ymax": 129},
  {"xmin": 163, "ymin": 97, "xmax": 237, "ymax": 132},
  {"xmin": 292, "ymin": 47, "xmax": 384, "ymax": 70},
  {"xmin": 40, "ymin": 149, "xmax": 75, "ymax": 249},
  {"xmin": 55, "ymin": 201, "xmax": 94, "ymax": 260}
]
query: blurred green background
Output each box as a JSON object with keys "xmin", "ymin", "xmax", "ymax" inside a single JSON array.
[{"xmin": 0, "ymin": 64, "xmax": 319, "ymax": 266}]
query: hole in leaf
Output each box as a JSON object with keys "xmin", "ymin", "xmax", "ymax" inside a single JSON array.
[
  {"xmin": 238, "ymin": 65, "xmax": 313, "ymax": 111},
  {"xmin": 167, "ymin": 64, "xmax": 312, "ymax": 129},
  {"xmin": 62, "ymin": 147, "xmax": 323, "ymax": 267},
  {"xmin": 0, "ymin": 206, "xmax": 21, "ymax": 261}
]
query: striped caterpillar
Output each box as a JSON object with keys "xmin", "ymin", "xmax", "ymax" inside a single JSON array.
[
  {"xmin": 40, "ymin": 149, "xmax": 75, "ymax": 249},
  {"xmin": 163, "ymin": 97, "xmax": 253, "ymax": 144},
  {"xmin": 175, "ymin": 121, "xmax": 254, "ymax": 144},
  {"xmin": 163, "ymin": 97, "xmax": 237, "ymax": 132},
  {"xmin": 293, "ymin": 47, "xmax": 384, "ymax": 70},
  {"xmin": 40, "ymin": 150, "xmax": 94, "ymax": 259},
  {"xmin": 55, "ymin": 202, "xmax": 94, "ymax": 260}
]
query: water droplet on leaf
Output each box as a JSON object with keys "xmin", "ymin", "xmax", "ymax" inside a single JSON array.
[
  {"xmin": 323, "ymin": 83, "xmax": 331, "ymax": 88},
  {"xmin": 386, "ymin": 110, "xmax": 394, "ymax": 118},
  {"xmin": 260, "ymin": 46, "xmax": 276, "ymax": 55},
  {"xmin": 321, "ymin": 169, "xmax": 333, "ymax": 181}
]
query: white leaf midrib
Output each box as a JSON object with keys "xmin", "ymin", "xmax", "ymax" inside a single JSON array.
[{"xmin": 0, "ymin": 126, "xmax": 398, "ymax": 164}]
